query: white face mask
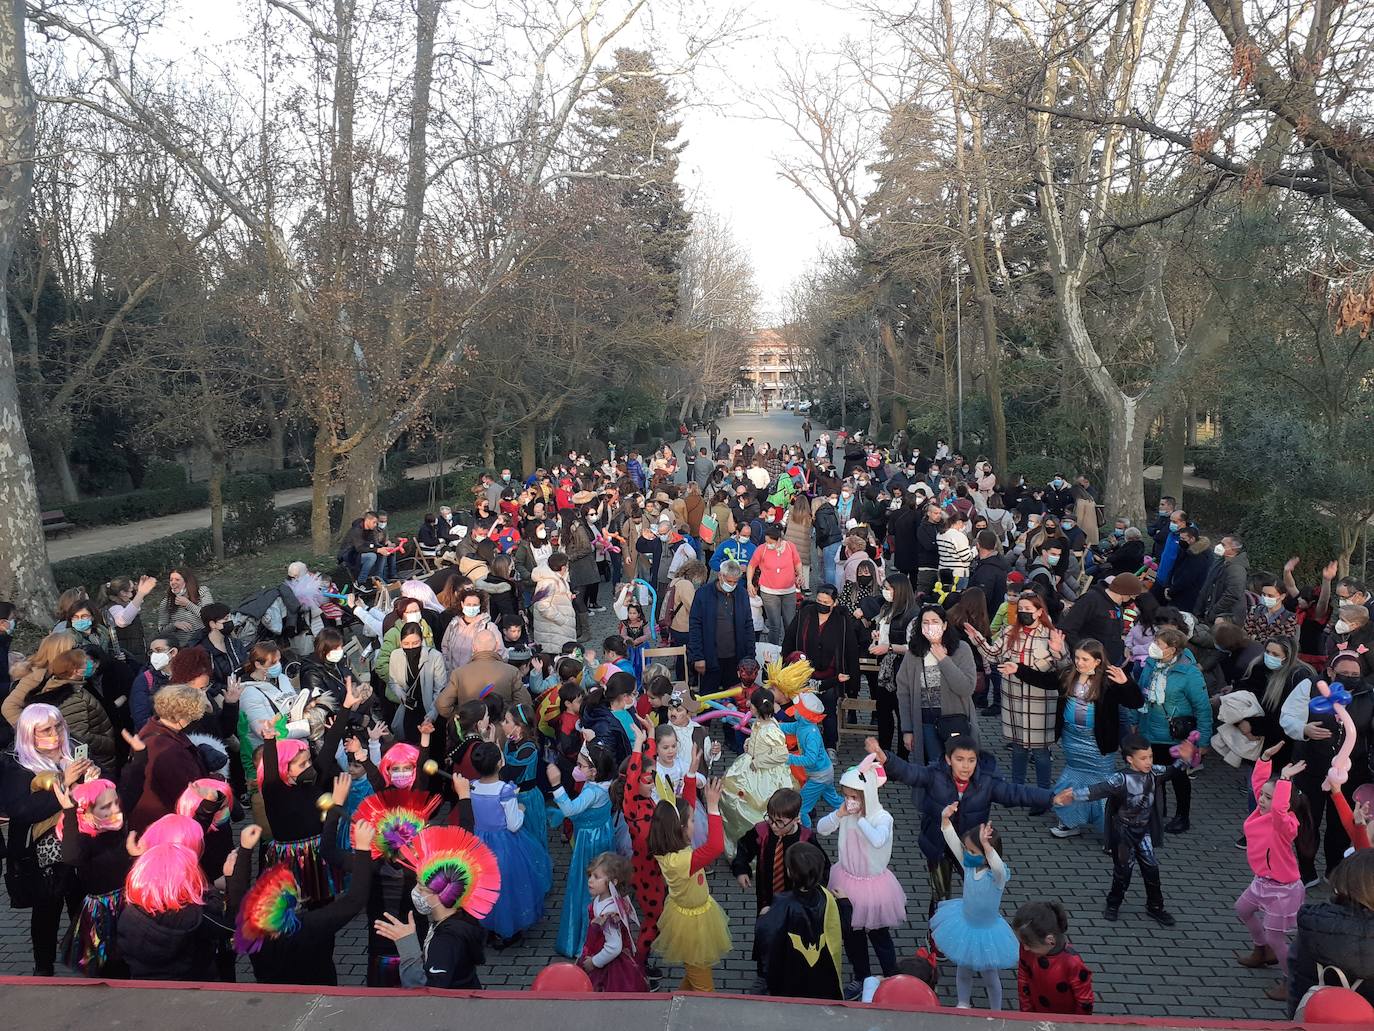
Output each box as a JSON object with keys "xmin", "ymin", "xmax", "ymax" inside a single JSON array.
[
  {"xmin": 922, "ymin": 623, "xmax": 943, "ymax": 642},
  {"xmin": 326, "ymin": 648, "xmax": 345, "ymax": 664},
  {"xmin": 149, "ymin": 652, "xmax": 171, "ymax": 672},
  {"xmin": 1213, "ymin": 543, "xmax": 1226, "ymax": 557},
  {"xmin": 1261, "ymin": 595, "xmax": 1280, "ymax": 609},
  {"xmin": 882, "ymin": 588, "xmax": 894, "ymax": 602},
  {"xmin": 1147, "ymin": 642, "xmax": 1165, "ymax": 661},
  {"xmin": 1336, "ymin": 619, "xmax": 1353, "ymax": 635}
]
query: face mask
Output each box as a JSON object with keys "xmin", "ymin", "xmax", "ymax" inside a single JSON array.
[
  {"xmin": 1052, "ymin": 478, "xmax": 1064, "ymax": 488},
  {"xmin": 882, "ymin": 588, "xmax": 894, "ymax": 602},
  {"xmin": 1028, "ymin": 517, "xmax": 1041, "ymax": 528},
  {"xmin": 922, "ymin": 623, "xmax": 943, "ymax": 642},
  {"xmin": 587, "ymin": 513, "xmax": 598, "ymax": 522},
  {"xmin": 1336, "ymin": 619, "xmax": 1353, "ymax": 635},
  {"xmin": 462, "ymin": 605, "xmax": 481, "ymax": 618},
  {"xmin": 150, "ymin": 652, "xmax": 171, "ymax": 672},
  {"xmin": 378, "ymin": 522, "xmax": 388, "ymax": 530},
  {"xmin": 1016, "ymin": 611, "xmax": 1035, "ymax": 627},
  {"xmin": 1158, "ymin": 508, "xmax": 1168, "ymax": 516},
  {"xmin": 267, "ymin": 662, "xmax": 283, "ymax": 678},
  {"xmin": 1213, "ymin": 543, "xmax": 1225, "ymax": 556},
  {"xmin": 536, "ymin": 529, "xmax": 547, "ymax": 540},
  {"xmin": 815, "ymin": 602, "xmax": 832, "ymax": 613},
  {"xmin": 502, "ymin": 473, "xmax": 511, "ymax": 483},
  {"xmin": 841, "ymin": 490, "xmax": 852, "ymax": 499},
  {"xmin": 718, "ymin": 580, "xmax": 738, "ymax": 594},
  {"xmin": 326, "ymin": 648, "xmax": 345, "ymax": 664},
  {"xmin": 72, "ymin": 617, "xmax": 92, "ymax": 632},
  {"xmin": 1062, "ymin": 520, "xmax": 1075, "ymax": 530},
  {"xmin": 1170, "ymin": 524, "xmax": 1182, "ymax": 534},
  {"xmin": 1263, "ymin": 653, "xmax": 1284, "ymax": 671},
  {"xmin": 572, "ymin": 766, "xmax": 590, "ymax": 783},
  {"xmin": 737, "ymin": 536, "xmax": 750, "ymax": 546},
  {"xmin": 440, "ymin": 510, "xmax": 452, "ymax": 520},
  {"xmin": 83, "ymin": 659, "xmax": 96, "ymax": 678},
  {"xmin": 858, "ymin": 575, "xmax": 873, "ymax": 586},
  {"xmin": 410, "ymin": 886, "xmax": 435, "ymax": 915},
  {"xmin": 844, "ymin": 798, "xmax": 861, "ymax": 814},
  {"xmin": 1113, "ymin": 528, "xmax": 1125, "ymax": 538},
  {"xmin": 1148, "ymin": 642, "xmax": 1165, "ymax": 661},
  {"xmin": 963, "ymin": 853, "xmax": 986, "ymax": 870},
  {"xmin": 391, "ymin": 771, "xmax": 415, "ymax": 789},
  {"xmin": 294, "ymin": 767, "xmax": 318, "ymax": 787},
  {"xmin": 1045, "ymin": 554, "xmax": 1060, "ymax": 566},
  {"xmin": 1261, "ymin": 595, "xmax": 1280, "ymax": 609}
]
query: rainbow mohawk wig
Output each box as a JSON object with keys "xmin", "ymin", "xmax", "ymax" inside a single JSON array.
[
  {"xmin": 398, "ymin": 826, "xmax": 500, "ymax": 918},
  {"xmin": 234, "ymin": 863, "xmax": 303, "ymax": 954},
  {"xmin": 352, "ymin": 789, "xmax": 440, "ymax": 861}
]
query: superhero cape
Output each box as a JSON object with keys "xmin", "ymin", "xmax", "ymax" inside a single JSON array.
[{"xmin": 755, "ymin": 887, "xmax": 844, "ymax": 1000}]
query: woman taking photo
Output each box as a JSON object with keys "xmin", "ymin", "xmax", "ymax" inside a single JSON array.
[
  {"xmin": 870, "ymin": 573, "xmax": 919, "ymax": 759},
  {"xmin": 2, "ymin": 647, "xmax": 118, "ymax": 774},
  {"xmin": 1137, "ymin": 625, "xmax": 1212, "ymax": 833},
  {"xmin": 893, "ymin": 604, "xmax": 978, "ymax": 766},
  {"xmin": 156, "ymin": 569, "xmax": 213, "ymax": 647},
  {"xmin": 967, "ymin": 591, "xmax": 1067, "ymax": 793},
  {"xmin": 2, "ymin": 704, "xmax": 95, "ymax": 975}
]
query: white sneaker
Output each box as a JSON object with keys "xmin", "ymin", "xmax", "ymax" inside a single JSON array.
[{"xmin": 1050, "ymin": 823, "xmax": 1081, "ymax": 838}]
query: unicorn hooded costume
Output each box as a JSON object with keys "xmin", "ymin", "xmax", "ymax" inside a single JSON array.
[{"xmin": 817, "ymin": 754, "xmax": 907, "ymax": 930}]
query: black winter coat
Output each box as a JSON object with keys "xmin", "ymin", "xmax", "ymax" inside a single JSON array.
[
  {"xmin": 967, "ymin": 552, "xmax": 1010, "ymax": 617},
  {"xmin": 118, "ymin": 898, "xmax": 226, "ymax": 981},
  {"xmin": 1288, "ymin": 900, "xmax": 1374, "ymax": 1016}
]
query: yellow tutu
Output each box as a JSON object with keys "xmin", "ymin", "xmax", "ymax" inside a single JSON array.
[{"xmin": 654, "ymin": 895, "xmax": 732, "ymax": 968}]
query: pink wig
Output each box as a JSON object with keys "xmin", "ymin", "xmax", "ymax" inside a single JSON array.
[
  {"xmin": 57, "ymin": 778, "xmax": 119, "ymax": 839},
  {"xmin": 255, "ymin": 738, "xmax": 308, "ymax": 785},
  {"xmin": 176, "ymin": 778, "xmax": 232, "ymax": 826},
  {"xmin": 380, "ymin": 743, "xmax": 420, "ymax": 786},
  {"xmin": 141, "ymin": 813, "xmax": 205, "ymax": 857},
  {"xmin": 125, "ymin": 843, "xmax": 207, "ymax": 914},
  {"xmin": 14, "ymin": 703, "xmax": 72, "ymax": 774}
]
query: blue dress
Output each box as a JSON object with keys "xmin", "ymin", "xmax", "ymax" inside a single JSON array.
[
  {"xmin": 1053, "ymin": 697, "xmax": 1117, "ymax": 831},
  {"xmin": 503, "ymin": 739, "xmax": 552, "ymax": 894},
  {"xmin": 929, "ymin": 859, "xmax": 1018, "ymax": 970},
  {"xmin": 471, "ymin": 783, "xmax": 547, "ymax": 940},
  {"xmin": 552, "ymin": 781, "xmax": 615, "ymax": 957}
]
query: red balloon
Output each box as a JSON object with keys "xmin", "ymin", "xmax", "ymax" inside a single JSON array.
[
  {"xmin": 1303, "ymin": 986, "xmax": 1374, "ymax": 1024},
  {"xmin": 871, "ymin": 974, "xmax": 940, "ymax": 1008},
  {"xmin": 531, "ymin": 962, "xmax": 595, "ymax": 994}
]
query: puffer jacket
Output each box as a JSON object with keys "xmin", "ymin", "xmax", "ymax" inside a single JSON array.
[
  {"xmin": 531, "ymin": 564, "xmax": 578, "ymax": 649},
  {"xmin": 118, "ymin": 899, "xmax": 225, "ymax": 982},
  {"xmin": 1287, "ymin": 899, "xmax": 1374, "ymax": 1016},
  {"xmin": 1, "ymin": 668, "xmax": 117, "ymax": 774}
]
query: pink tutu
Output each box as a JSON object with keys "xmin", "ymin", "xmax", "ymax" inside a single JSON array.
[{"xmin": 828, "ymin": 865, "xmax": 907, "ymax": 930}]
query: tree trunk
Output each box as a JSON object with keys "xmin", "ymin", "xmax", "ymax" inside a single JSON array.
[
  {"xmin": 1186, "ymin": 401, "xmax": 1198, "ymax": 447},
  {"xmin": 1103, "ymin": 396, "xmax": 1147, "ymax": 525},
  {"xmin": 978, "ymin": 293, "xmax": 1008, "ymax": 472},
  {"xmin": 340, "ymin": 433, "xmax": 382, "ymax": 529},
  {"xmin": 481, "ymin": 422, "xmax": 495, "ymax": 470},
  {"xmin": 519, "ymin": 424, "xmax": 537, "ymax": 478},
  {"xmin": 45, "ymin": 433, "xmax": 79, "ymax": 503},
  {"xmin": 260, "ymin": 388, "xmax": 286, "ymax": 470},
  {"xmin": 208, "ymin": 450, "xmax": 226, "ymax": 561},
  {"xmin": 889, "ymin": 397, "xmax": 908, "ymax": 435},
  {"xmin": 310, "ymin": 433, "xmax": 334, "ymax": 554},
  {"xmin": 0, "ymin": 4, "xmax": 58, "ymax": 619},
  {"xmin": 1162, "ymin": 403, "xmax": 1186, "ymax": 503}
]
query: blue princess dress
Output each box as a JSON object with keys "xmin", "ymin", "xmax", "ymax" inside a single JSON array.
[
  {"xmin": 503, "ymin": 739, "xmax": 553, "ymax": 893},
  {"xmin": 551, "ymin": 779, "xmax": 615, "ymax": 957},
  {"xmin": 470, "ymin": 781, "xmax": 547, "ymax": 941},
  {"xmin": 929, "ymin": 853, "xmax": 1019, "ymax": 971}
]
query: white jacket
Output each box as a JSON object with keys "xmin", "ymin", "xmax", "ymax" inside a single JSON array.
[
  {"xmin": 1211, "ymin": 690, "xmax": 1265, "ymax": 767},
  {"xmin": 531, "ymin": 564, "xmax": 578, "ymax": 649}
]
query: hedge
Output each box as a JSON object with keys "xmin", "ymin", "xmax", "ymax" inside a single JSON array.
[
  {"xmin": 60, "ymin": 484, "xmax": 212, "ymax": 528},
  {"xmin": 264, "ymin": 468, "xmax": 312, "ymax": 491}
]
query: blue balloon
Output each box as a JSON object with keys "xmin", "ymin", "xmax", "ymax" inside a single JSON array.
[{"xmin": 1309, "ymin": 681, "xmax": 1353, "ymax": 714}]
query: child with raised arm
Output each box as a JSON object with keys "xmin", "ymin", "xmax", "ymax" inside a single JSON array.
[
  {"xmin": 930, "ymin": 802, "xmax": 1018, "ymax": 1009},
  {"xmin": 1054, "ymin": 732, "xmax": 1195, "ymax": 926}
]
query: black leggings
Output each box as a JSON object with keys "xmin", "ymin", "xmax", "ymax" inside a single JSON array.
[
  {"xmin": 875, "ymin": 687, "xmax": 903, "ymax": 758},
  {"xmin": 1151, "ymin": 743, "xmax": 1190, "ymax": 820},
  {"xmin": 843, "ymin": 925, "xmax": 897, "ymax": 982},
  {"xmin": 579, "ymin": 582, "xmax": 600, "ymax": 608},
  {"xmin": 32, "ymin": 882, "xmax": 83, "ymax": 975}
]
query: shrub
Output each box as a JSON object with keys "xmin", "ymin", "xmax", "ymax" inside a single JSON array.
[
  {"xmin": 1236, "ymin": 489, "xmax": 1337, "ymax": 578},
  {"xmin": 1009, "ymin": 455, "xmax": 1071, "ymax": 489},
  {"xmin": 264, "ymin": 468, "xmax": 311, "ymax": 491},
  {"xmin": 141, "ymin": 460, "xmax": 189, "ymax": 491},
  {"xmin": 1187, "ymin": 445, "xmax": 1222, "ymax": 483},
  {"xmin": 224, "ymin": 474, "xmax": 276, "ymax": 551},
  {"xmin": 61, "ymin": 485, "xmax": 212, "ymax": 528},
  {"xmin": 53, "ymin": 529, "xmax": 216, "ymax": 592}
]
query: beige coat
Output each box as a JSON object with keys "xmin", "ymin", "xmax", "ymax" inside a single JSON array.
[{"xmin": 436, "ymin": 650, "xmax": 530, "ymax": 718}]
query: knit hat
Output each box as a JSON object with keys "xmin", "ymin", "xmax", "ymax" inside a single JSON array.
[
  {"xmin": 796, "ymin": 691, "xmax": 825, "ymax": 724},
  {"xmin": 1006, "ymin": 571, "xmax": 1026, "ymax": 586},
  {"xmin": 1106, "ymin": 572, "xmax": 1145, "ymax": 597}
]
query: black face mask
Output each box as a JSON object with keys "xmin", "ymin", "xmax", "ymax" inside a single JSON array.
[
  {"xmin": 1016, "ymin": 611, "xmax": 1035, "ymax": 626},
  {"xmin": 403, "ymin": 645, "xmax": 422, "ymax": 658},
  {"xmin": 858, "ymin": 576, "xmax": 874, "ymax": 586},
  {"xmin": 816, "ymin": 602, "xmax": 833, "ymax": 614},
  {"xmin": 294, "ymin": 767, "xmax": 318, "ymax": 787}
]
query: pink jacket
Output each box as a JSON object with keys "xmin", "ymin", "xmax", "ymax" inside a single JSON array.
[{"xmin": 1243, "ymin": 759, "xmax": 1300, "ymax": 884}]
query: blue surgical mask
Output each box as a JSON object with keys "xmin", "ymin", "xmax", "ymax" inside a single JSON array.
[
  {"xmin": 72, "ymin": 618, "xmax": 92, "ymax": 633},
  {"xmin": 1113, "ymin": 529, "xmax": 1125, "ymax": 538},
  {"xmin": 719, "ymin": 580, "xmax": 737, "ymax": 593},
  {"xmin": 83, "ymin": 658, "xmax": 95, "ymax": 678},
  {"xmin": 1263, "ymin": 653, "xmax": 1284, "ymax": 671},
  {"xmin": 267, "ymin": 662, "xmax": 283, "ymax": 678},
  {"xmin": 962, "ymin": 853, "xmax": 986, "ymax": 870}
]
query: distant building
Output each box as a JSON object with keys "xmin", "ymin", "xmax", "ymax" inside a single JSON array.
[{"xmin": 734, "ymin": 328, "xmax": 801, "ymax": 408}]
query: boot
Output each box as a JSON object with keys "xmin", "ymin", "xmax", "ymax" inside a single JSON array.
[
  {"xmin": 1264, "ymin": 980, "xmax": 1288, "ymax": 1002},
  {"xmin": 1237, "ymin": 945, "xmax": 1277, "ymax": 968}
]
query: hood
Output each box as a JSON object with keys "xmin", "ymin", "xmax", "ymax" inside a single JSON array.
[
  {"xmin": 839, "ymin": 753, "xmax": 886, "ymax": 818},
  {"xmin": 1188, "ymin": 535, "xmax": 1213, "ymax": 556},
  {"xmin": 530, "ymin": 565, "xmax": 564, "ymax": 585}
]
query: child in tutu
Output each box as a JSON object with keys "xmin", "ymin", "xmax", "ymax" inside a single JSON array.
[
  {"xmin": 469, "ymin": 742, "xmax": 546, "ymax": 947},
  {"xmin": 649, "ymin": 778, "xmax": 731, "ymax": 991},
  {"xmin": 817, "ymin": 754, "xmax": 906, "ymax": 998},
  {"xmin": 720, "ymin": 689, "xmax": 796, "ymax": 855},
  {"xmin": 930, "ymin": 802, "xmax": 1018, "ymax": 1010},
  {"xmin": 579, "ymin": 851, "xmax": 649, "ymax": 991}
]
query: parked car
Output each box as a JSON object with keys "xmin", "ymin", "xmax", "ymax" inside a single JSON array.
[{"xmin": 797, "ymin": 400, "xmax": 812, "ymax": 413}]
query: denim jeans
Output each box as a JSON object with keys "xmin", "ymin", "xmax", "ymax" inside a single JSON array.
[
  {"xmin": 357, "ymin": 552, "xmax": 381, "ymax": 582},
  {"xmin": 820, "ymin": 542, "xmax": 841, "ymax": 590},
  {"xmin": 921, "ymin": 707, "xmax": 941, "ymax": 765},
  {"xmin": 1011, "ymin": 743, "xmax": 1052, "ymax": 790},
  {"xmin": 760, "ymin": 590, "xmax": 797, "ymax": 646}
]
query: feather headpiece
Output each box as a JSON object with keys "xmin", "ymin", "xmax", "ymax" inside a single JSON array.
[
  {"xmin": 397, "ymin": 825, "xmax": 501, "ymax": 917},
  {"xmin": 766, "ymin": 655, "xmax": 815, "ymax": 699},
  {"xmin": 352, "ymin": 788, "xmax": 440, "ymax": 861},
  {"xmin": 234, "ymin": 863, "xmax": 303, "ymax": 954}
]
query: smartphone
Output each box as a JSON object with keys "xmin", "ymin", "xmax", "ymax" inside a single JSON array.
[{"xmin": 72, "ymin": 743, "xmax": 89, "ymax": 762}]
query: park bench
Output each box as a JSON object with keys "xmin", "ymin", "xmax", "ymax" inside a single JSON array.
[{"xmin": 41, "ymin": 510, "xmax": 74, "ymax": 536}]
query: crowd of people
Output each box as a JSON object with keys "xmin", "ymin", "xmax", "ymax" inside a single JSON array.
[{"xmin": 0, "ymin": 422, "xmax": 1371, "ymax": 1018}]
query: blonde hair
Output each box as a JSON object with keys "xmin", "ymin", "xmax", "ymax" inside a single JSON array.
[
  {"xmin": 28, "ymin": 631, "xmax": 78, "ymax": 672},
  {"xmin": 154, "ymin": 683, "xmax": 210, "ymax": 725}
]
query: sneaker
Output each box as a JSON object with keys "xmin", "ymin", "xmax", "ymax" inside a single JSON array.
[
  {"xmin": 1050, "ymin": 823, "xmax": 1081, "ymax": 838},
  {"xmin": 1146, "ymin": 907, "xmax": 1176, "ymax": 927},
  {"xmin": 1234, "ymin": 834, "xmax": 1247, "ymax": 849},
  {"xmin": 1103, "ymin": 902, "xmax": 1120, "ymax": 922},
  {"xmin": 1164, "ymin": 815, "xmax": 1190, "ymax": 834},
  {"xmin": 842, "ymin": 979, "xmax": 863, "ymax": 1001},
  {"xmin": 588, "ymin": 605, "xmax": 607, "ymax": 613}
]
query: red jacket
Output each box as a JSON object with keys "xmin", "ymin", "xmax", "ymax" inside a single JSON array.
[
  {"xmin": 128, "ymin": 720, "xmax": 209, "ymax": 832},
  {"xmin": 1018, "ymin": 942, "xmax": 1094, "ymax": 1015}
]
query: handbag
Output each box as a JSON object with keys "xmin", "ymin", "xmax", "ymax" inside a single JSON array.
[
  {"xmin": 936, "ymin": 713, "xmax": 974, "ymax": 743},
  {"xmin": 1167, "ymin": 714, "xmax": 1197, "ymax": 741},
  {"xmin": 699, "ymin": 513, "xmax": 718, "ymax": 546}
]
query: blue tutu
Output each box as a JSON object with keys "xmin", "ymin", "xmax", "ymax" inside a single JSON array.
[
  {"xmin": 472, "ymin": 784, "xmax": 547, "ymax": 940},
  {"xmin": 929, "ymin": 865, "xmax": 1018, "ymax": 971}
]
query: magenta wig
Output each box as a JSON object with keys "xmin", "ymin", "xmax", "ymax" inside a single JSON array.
[
  {"xmin": 57, "ymin": 778, "xmax": 120, "ymax": 839},
  {"xmin": 141, "ymin": 813, "xmax": 205, "ymax": 856},
  {"xmin": 255, "ymin": 738, "xmax": 308, "ymax": 784},
  {"xmin": 380, "ymin": 743, "xmax": 420, "ymax": 786},
  {"xmin": 177, "ymin": 778, "xmax": 232, "ymax": 826},
  {"xmin": 14, "ymin": 703, "xmax": 72, "ymax": 774},
  {"xmin": 126, "ymin": 843, "xmax": 206, "ymax": 914}
]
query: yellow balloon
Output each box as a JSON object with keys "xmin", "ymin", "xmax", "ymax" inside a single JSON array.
[
  {"xmin": 422, "ymin": 759, "xmax": 439, "ymax": 776},
  {"xmin": 316, "ymin": 793, "xmax": 336, "ymax": 813}
]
